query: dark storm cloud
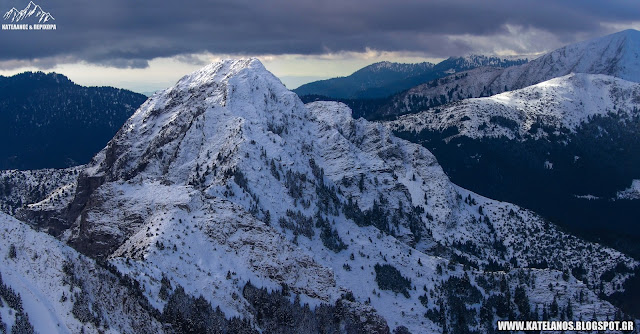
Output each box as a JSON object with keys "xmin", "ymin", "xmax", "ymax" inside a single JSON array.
[{"xmin": 0, "ymin": 0, "xmax": 638, "ymax": 68}]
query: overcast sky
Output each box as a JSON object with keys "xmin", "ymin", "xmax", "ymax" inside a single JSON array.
[{"xmin": 1, "ymin": 0, "xmax": 638, "ymax": 92}]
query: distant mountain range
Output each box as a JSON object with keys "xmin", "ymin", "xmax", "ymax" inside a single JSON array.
[
  {"xmin": 0, "ymin": 72, "xmax": 147, "ymax": 170},
  {"xmin": 369, "ymin": 29, "xmax": 640, "ymax": 120},
  {"xmin": 294, "ymin": 55, "xmax": 527, "ymax": 99}
]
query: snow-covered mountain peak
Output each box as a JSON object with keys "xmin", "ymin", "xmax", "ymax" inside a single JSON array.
[
  {"xmin": 610, "ymin": 29, "xmax": 640, "ymax": 80},
  {"xmin": 171, "ymin": 58, "xmax": 268, "ymax": 92},
  {"xmin": 501, "ymin": 28, "xmax": 640, "ymax": 87},
  {"xmin": 609, "ymin": 28, "xmax": 640, "ymax": 40},
  {"xmin": 148, "ymin": 57, "xmax": 289, "ymax": 112},
  {"xmin": 539, "ymin": 29, "xmax": 640, "ymax": 82},
  {"xmin": 82, "ymin": 57, "xmax": 304, "ymax": 182}
]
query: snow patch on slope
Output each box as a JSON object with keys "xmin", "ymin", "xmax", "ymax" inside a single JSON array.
[{"xmin": 617, "ymin": 179, "xmax": 640, "ymax": 200}]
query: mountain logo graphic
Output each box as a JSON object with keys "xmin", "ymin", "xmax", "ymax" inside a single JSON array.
[{"xmin": 3, "ymin": 1, "xmax": 55, "ymax": 23}]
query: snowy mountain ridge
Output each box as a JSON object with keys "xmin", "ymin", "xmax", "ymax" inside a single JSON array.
[
  {"xmin": 364, "ymin": 61, "xmax": 435, "ymax": 73},
  {"xmin": 294, "ymin": 55, "xmax": 526, "ymax": 100},
  {"xmin": 388, "ymin": 73, "xmax": 640, "ymax": 140}
]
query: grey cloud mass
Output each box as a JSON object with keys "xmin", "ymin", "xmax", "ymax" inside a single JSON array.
[{"xmin": 1, "ymin": 0, "xmax": 638, "ymax": 69}]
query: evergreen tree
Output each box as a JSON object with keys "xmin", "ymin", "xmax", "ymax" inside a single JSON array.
[
  {"xmin": 513, "ymin": 285, "xmax": 530, "ymax": 319},
  {"xmin": 566, "ymin": 300, "xmax": 573, "ymax": 320},
  {"xmin": 8, "ymin": 244, "xmax": 16, "ymax": 259},
  {"xmin": 11, "ymin": 313, "xmax": 35, "ymax": 334},
  {"xmin": 374, "ymin": 263, "xmax": 412, "ymax": 298},
  {"xmin": 550, "ymin": 296, "xmax": 559, "ymax": 318}
]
